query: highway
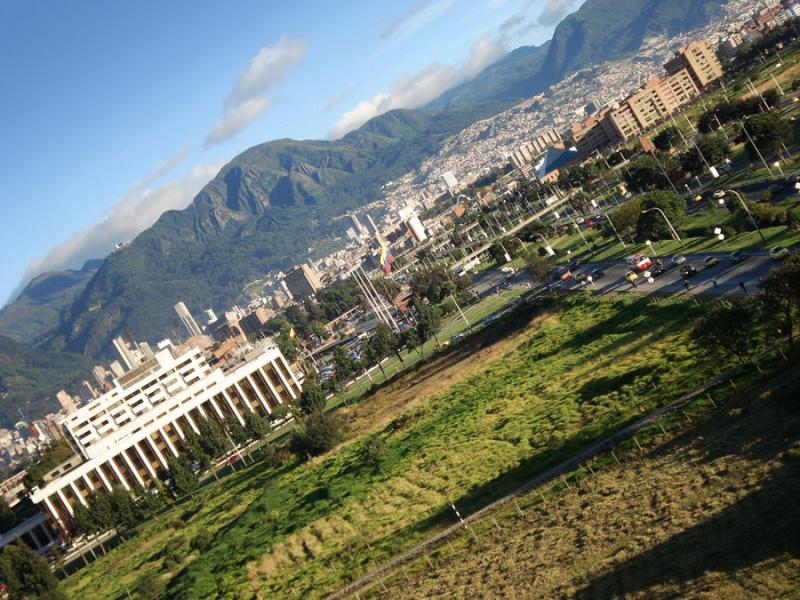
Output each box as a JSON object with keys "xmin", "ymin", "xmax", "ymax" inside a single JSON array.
[{"xmin": 469, "ymin": 250, "xmax": 784, "ymax": 300}]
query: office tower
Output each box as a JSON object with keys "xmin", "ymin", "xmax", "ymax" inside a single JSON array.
[{"xmin": 174, "ymin": 301, "xmax": 202, "ymax": 338}]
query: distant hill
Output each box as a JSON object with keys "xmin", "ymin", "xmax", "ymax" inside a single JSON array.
[
  {"xmin": 0, "ymin": 260, "xmax": 101, "ymax": 344},
  {"xmin": 14, "ymin": 0, "xmax": 728, "ymax": 366},
  {"xmin": 428, "ymin": 0, "xmax": 723, "ymax": 110},
  {"xmin": 0, "ymin": 334, "xmax": 91, "ymax": 427}
]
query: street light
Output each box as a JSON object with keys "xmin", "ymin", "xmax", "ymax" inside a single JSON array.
[
  {"xmin": 532, "ymin": 233, "xmax": 556, "ymax": 256},
  {"xmin": 713, "ymin": 226, "xmax": 725, "ymax": 241},
  {"xmin": 641, "ymin": 207, "xmax": 684, "ymax": 248},
  {"xmin": 723, "ymin": 189, "xmax": 766, "ymax": 243}
]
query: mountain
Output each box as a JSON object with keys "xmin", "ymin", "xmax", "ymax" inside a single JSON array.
[
  {"xmin": 538, "ymin": 0, "xmax": 723, "ymax": 85},
  {"xmin": 19, "ymin": 0, "xmax": 728, "ymax": 363},
  {"xmin": 0, "ymin": 334, "xmax": 92, "ymax": 427},
  {"xmin": 0, "ymin": 260, "xmax": 102, "ymax": 344},
  {"xmin": 47, "ymin": 104, "xmax": 506, "ymax": 358},
  {"xmin": 428, "ymin": 0, "xmax": 723, "ymax": 110},
  {"xmin": 426, "ymin": 42, "xmax": 551, "ymax": 111}
]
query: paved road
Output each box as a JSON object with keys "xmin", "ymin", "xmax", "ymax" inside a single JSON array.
[{"xmin": 470, "ymin": 250, "xmax": 784, "ymax": 301}]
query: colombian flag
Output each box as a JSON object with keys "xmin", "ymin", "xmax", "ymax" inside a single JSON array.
[{"xmin": 379, "ymin": 243, "xmax": 394, "ymax": 275}]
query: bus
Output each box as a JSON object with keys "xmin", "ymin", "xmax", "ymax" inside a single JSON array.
[{"xmin": 626, "ymin": 253, "xmax": 652, "ymax": 272}]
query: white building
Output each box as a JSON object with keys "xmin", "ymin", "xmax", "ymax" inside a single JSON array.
[
  {"xmin": 31, "ymin": 339, "xmax": 301, "ymax": 536},
  {"xmin": 174, "ymin": 301, "xmax": 203, "ymax": 338}
]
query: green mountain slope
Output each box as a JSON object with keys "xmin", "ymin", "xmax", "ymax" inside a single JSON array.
[
  {"xmin": 538, "ymin": 0, "xmax": 724, "ymax": 85},
  {"xmin": 0, "ymin": 260, "xmax": 101, "ymax": 344},
  {"xmin": 50, "ymin": 104, "xmax": 504, "ymax": 357},
  {"xmin": 0, "ymin": 335, "xmax": 91, "ymax": 427}
]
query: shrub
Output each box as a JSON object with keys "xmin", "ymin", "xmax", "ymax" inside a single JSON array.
[
  {"xmin": 190, "ymin": 529, "xmax": 213, "ymax": 552},
  {"xmin": 359, "ymin": 434, "xmax": 387, "ymax": 467},
  {"xmin": 290, "ymin": 412, "xmax": 348, "ymax": 458},
  {"xmin": 135, "ymin": 571, "xmax": 166, "ymax": 600}
]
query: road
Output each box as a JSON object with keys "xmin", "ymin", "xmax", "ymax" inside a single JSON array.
[{"xmin": 469, "ymin": 250, "xmax": 783, "ymax": 300}]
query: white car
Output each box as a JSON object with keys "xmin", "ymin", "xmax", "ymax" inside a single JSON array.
[
  {"xmin": 769, "ymin": 245, "xmax": 790, "ymax": 260},
  {"xmin": 671, "ymin": 254, "xmax": 687, "ymax": 265}
]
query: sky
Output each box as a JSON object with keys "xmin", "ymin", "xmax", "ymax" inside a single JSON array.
[{"xmin": 0, "ymin": 0, "xmax": 580, "ymax": 305}]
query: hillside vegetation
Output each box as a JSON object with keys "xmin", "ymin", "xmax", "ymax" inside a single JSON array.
[
  {"xmin": 376, "ymin": 370, "xmax": 800, "ymax": 599},
  {"xmin": 63, "ymin": 295, "xmax": 731, "ymax": 599}
]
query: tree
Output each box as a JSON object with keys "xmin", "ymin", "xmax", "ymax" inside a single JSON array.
[
  {"xmin": 108, "ymin": 485, "xmax": 137, "ymax": 530},
  {"xmin": 297, "ymin": 381, "xmax": 326, "ymax": 415},
  {"xmin": 244, "ymin": 410, "xmax": 271, "ymax": 439},
  {"xmin": 692, "ymin": 299, "xmax": 763, "ymax": 364},
  {"xmin": 332, "ymin": 347, "xmax": 354, "ymax": 383},
  {"xmin": 635, "ymin": 191, "xmax": 684, "ymax": 242},
  {"xmin": 289, "ymin": 411, "xmax": 348, "ymax": 458},
  {"xmin": 759, "ymin": 254, "xmax": 800, "ymax": 346},
  {"xmin": 679, "ymin": 134, "xmax": 731, "ymax": 175},
  {"xmin": 196, "ymin": 417, "xmax": 228, "ymax": 459},
  {"xmin": 402, "ymin": 329, "xmax": 424, "ymax": 357},
  {"xmin": 415, "ymin": 301, "xmax": 443, "ymax": 344},
  {"xmin": 623, "ymin": 155, "xmax": 682, "ymax": 191},
  {"xmin": 0, "ymin": 497, "xmax": 16, "ymax": 532},
  {"xmin": 410, "ymin": 264, "xmax": 462, "ymax": 304},
  {"xmin": 269, "ymin": 404, "xmax": 291, "ymax": 422},
  {"xmin": 167, "ymin": 457, "xmax": 199, "ymax": 499},
  {"xmin": 223, "ymin": 414, "xmax": 250, "ymax": 447},
  {"xmin": 653, "ymin": 126, "xmax": 681, "ymax": 152},
  {"xmin": 0, "ymin": 542, "xmax": 65, "ymax": 599},
  {"xmin": 181, "ymin": 428, "xmax": 211, "ymax": 472},
  {"xmin": 359, "ymin": 434, "xmax": 387, "ymax": 469},
  {"xmin": 741, "ymin": 113, "xmax": 792, "ymax": 161},
  {"xmin": 604, "ymin": 198, "xmax": 642, "ymax": 239},
  {"xmin": 525, "ymin": 253, "xmax": 552, "ymax": 293},
  {"xmin": 135, "ymin": 571, "xmax": 166, "ymax": 600},
  {"xmin": 371, "ymin": 323, "xmax": 402, "ymax": 365}
]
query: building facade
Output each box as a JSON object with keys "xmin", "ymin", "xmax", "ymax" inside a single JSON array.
[
  {"xmin": 664, "ymin": 40, "xmax": 723, "ymax": 91},
  {"xmin": 174, "ymin": 301, "xmax": 203, "ymax": 338},
  {"xmin": 284, "ymin": 264, "xmax": 322, "ymax": 299},
  {"xmin": 31, "ymin": 339, "xmax": 301, "ymax": 536}
]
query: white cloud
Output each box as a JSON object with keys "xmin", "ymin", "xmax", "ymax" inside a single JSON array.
[
  {"xmin": 22, "ymin": 157, "xmax": 223, "ymax": 281},
  {"xmin": 537, "ymin": 0, "xmax": 580, "ymax": 26},
  {"xmin": 380, "ymin": 0, "xmax": 455, "ymax": 46},
  {"xmin": 329, "ymin": 34, "xmax": 505, "ymax": 138},
  {"xmin": 205, "ymin": 35, "xmax": 306, "ymax": 146},
  {"xmin": 205, "ymin": 97, "xmax": 269, "ymax": 146}
]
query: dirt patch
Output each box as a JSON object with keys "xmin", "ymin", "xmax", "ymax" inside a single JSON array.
[{"xmin": 342, "ymin": 312, "xmax": 555, "ymax": 439}]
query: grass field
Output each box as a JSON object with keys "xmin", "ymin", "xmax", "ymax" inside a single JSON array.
[
  {"xmin": 62, "ymin": 294, "xmax": 732, "ymax": 599},
  {"xmin": 371, "ymin": 368, "xmax": 800, "ymax": 599}
]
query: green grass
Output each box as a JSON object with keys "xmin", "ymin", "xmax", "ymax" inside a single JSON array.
[{"xmin": 63, "ymin": 295, "xmax": 728, "ymax": 599}]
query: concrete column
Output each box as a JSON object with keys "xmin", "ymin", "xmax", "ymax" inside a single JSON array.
[
  {"xmin": 56, "ymin": 489, "xmax": 74, "ymax": 516},
  {"xmin": 81, "ymin": 474, "xmax": 96, "ymax": 494},
  {"xmin": 120, "ymin": 448, "xmax": 146, "ymax": 488},
  {"xmin": 258, "ymin": 366, "xmax": 285, "ymax": 406},
  {"xmin": 145, "ymin": 436, "xmax": 170, "ymax": 470},
  {"xmin": 278, "ymin": 355, "xmax": 302, "ymax": 398},
  {"xmin": 158, "ymin": 427, "xmax": 180, "ymax": 458},
  {"xmin": 170, "ymin": 418, "xmax": 186, "ymax": 441},
  {"xmin": 133, "ymin": 441, "xmax": 159, "ymax": 480},
  {"xmin": 245, "ymin": 374, "xmax": 272, "ymax": 414},
  {"xmin": 43, "ymin": 496, "xmax": 66, "ymax": 532},
  {"xmin": 95, "ymin": 466, "xmax": 114, "ymax": 492},
  {"xmin": 28, "ymin": 525, "xmax": 44, "ymax": 550},
  {"xmin": 208, "ymin": 396, "xmax": 226, "ymax": 420},
  {"xmin": 39, "ymin": 522, "xmax": 54, "ymax": 543},
  {"xmin": 184, "ymin": 411, "xmax": 201, "ymax": 434},
  {"xmin": 69, "ymin": 481, "xmax": 88, "ymax": 507},
  {"xmin": 221, "ymin": 388, "xmax": 246, "ymax": 425},
  {"xmin": 108, "ymin": 457, "xmax": 131, "ymax": 491},
  {"xmin": 233, "ymin": 381, "xmax": 256, "ymax": 413}
]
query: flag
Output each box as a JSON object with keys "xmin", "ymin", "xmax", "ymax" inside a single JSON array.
[{"xmin": 379, "ymin": 243, "xmax": 394, "ymax": 275}]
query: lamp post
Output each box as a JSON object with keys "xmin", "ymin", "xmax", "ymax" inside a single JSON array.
[
  {"xmin": 603, "ymin": 211, "xmax": 629, "ymax": 250},
  {"xmin": 723, "ymin": 190, "xmax": 766, "ymax": 243},
  {"xmin": 739, "ymin": 121, "xmax": 773, "ymax": 176},
  {"xmin": 511, "ymin": 237, "xmax": 529, "ymax": 253},
  {"xmin": 641, "ymin": 207, "xmax": 684, "ymax": 248},
  {"xmin": 532, "ymin": 233, "xmax": 556, "ymax": 257}
]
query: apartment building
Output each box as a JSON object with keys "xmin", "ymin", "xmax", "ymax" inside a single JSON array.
[
  {"xmin": 31, "ymin": 339, "xmax": 301, "ymax": 536},
  {"xmin": 664, "ymin": 40, "xmax": 724, "ymax": 91}
]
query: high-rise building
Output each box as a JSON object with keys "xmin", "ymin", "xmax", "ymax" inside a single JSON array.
[
  {"xmin": 55, "ymin": 390, "xmax": 78, "ymax": 415},
  {"xmin": 283, "ymin": 264, "xmax": 322, "ymax": 300},
  {"xmin": 80, "ymin": 380, "xmax": 98, "ymax": 401},
  {"xmin": 112, "ymin": 335, "xmax": 154, "ymax": 371},
  {"xmin": 91, "ymin": 365, "xmax": 110, "ymax": 389},
  {"xmin": 174, "ymin": 301, "xmax": 203, "ymax": 338},
  {"xmin": 30, "ymin": 339, "xmax": 301, "ymax": 537},
  {"xmin": 664, "ymin": 40, "xmax": 723, "ymax": 91},
  {"xmin": 109, "ymin": 361, "xmax": 126, "ymax": 379},
  {"xmin": 442, "ymin": 171, "xmax": 458, "ymax": 192},
  {"xmin": 364, "ymin": 214, "xmax": 381, "ymax": 238},
  {"xmin": 349, "ymin": 214, "xmax": 367, "ymax": 237}
]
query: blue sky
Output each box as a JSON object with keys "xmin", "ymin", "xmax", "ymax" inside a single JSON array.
[{"xmin": 0, "ymin": 0, "xmax": 576, "ymax": 304}]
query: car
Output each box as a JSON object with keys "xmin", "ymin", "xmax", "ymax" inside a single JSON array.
[
  {"xmin": 718, "ymin": 163, "xmax": 732, "ymax": 174},
  {"xmin": 450, "ymin": 333, "xmax": 464, "ymax": 342},
  {"xmin": 649, "ymin": 264, "xmax": 666, "ymax": 278},
  {"xmin": 712, "ymin": 190, "xmax": 726, "ymax": 199},
  {"xmin": 626, "ymin": 253, "xmax": 653, "ymax": 272},
  {"xmin": 703, "ymin": 256, "xmax": 720, "ymax": 268},
  {"xmin": 769, "ymin": 245, "xmax": 790, "ymax": 260},
  {"xmin": 671, "ymin": 254, "xmax": 687, "ymax": 266},
  {"xmin": 730, "ymin": 250, "xmax": 748, "ymax": 263},
  {"xmin": 680, "ymin": 264, "xmax": 698, "ymax": 278},
  {"xmin": 625, "ymin": 271, "xmax": 639, "ymax": 284},
  {"xmin": 692, "ymin": 193, "xmax": 703, "ymax": 202},
  {"xmin": 768, "ymin": 183, "xmax": 784, "ymax": 194},
  {"xmin": 560, "ymin": 270, "xmax": 573, "ymax": 281},
  {"xmin": 590, "ymin": 268, "xmax": 606, "ymax": 280},
  {"xmin": 785, "ymin": 175, "xmax": 800, "ymax": 184},
  {"xmin": 480, "ymin": 315, "xmax": 499, "ymax": 326},
  {"xmin": 574, "ymin": 271, "xmax": 588, "ymax": 283}
]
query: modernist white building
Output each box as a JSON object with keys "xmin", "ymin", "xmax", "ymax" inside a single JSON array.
[{"xmin": 31, "ymin": 339, "xmax": 301, "ymax": 536}]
